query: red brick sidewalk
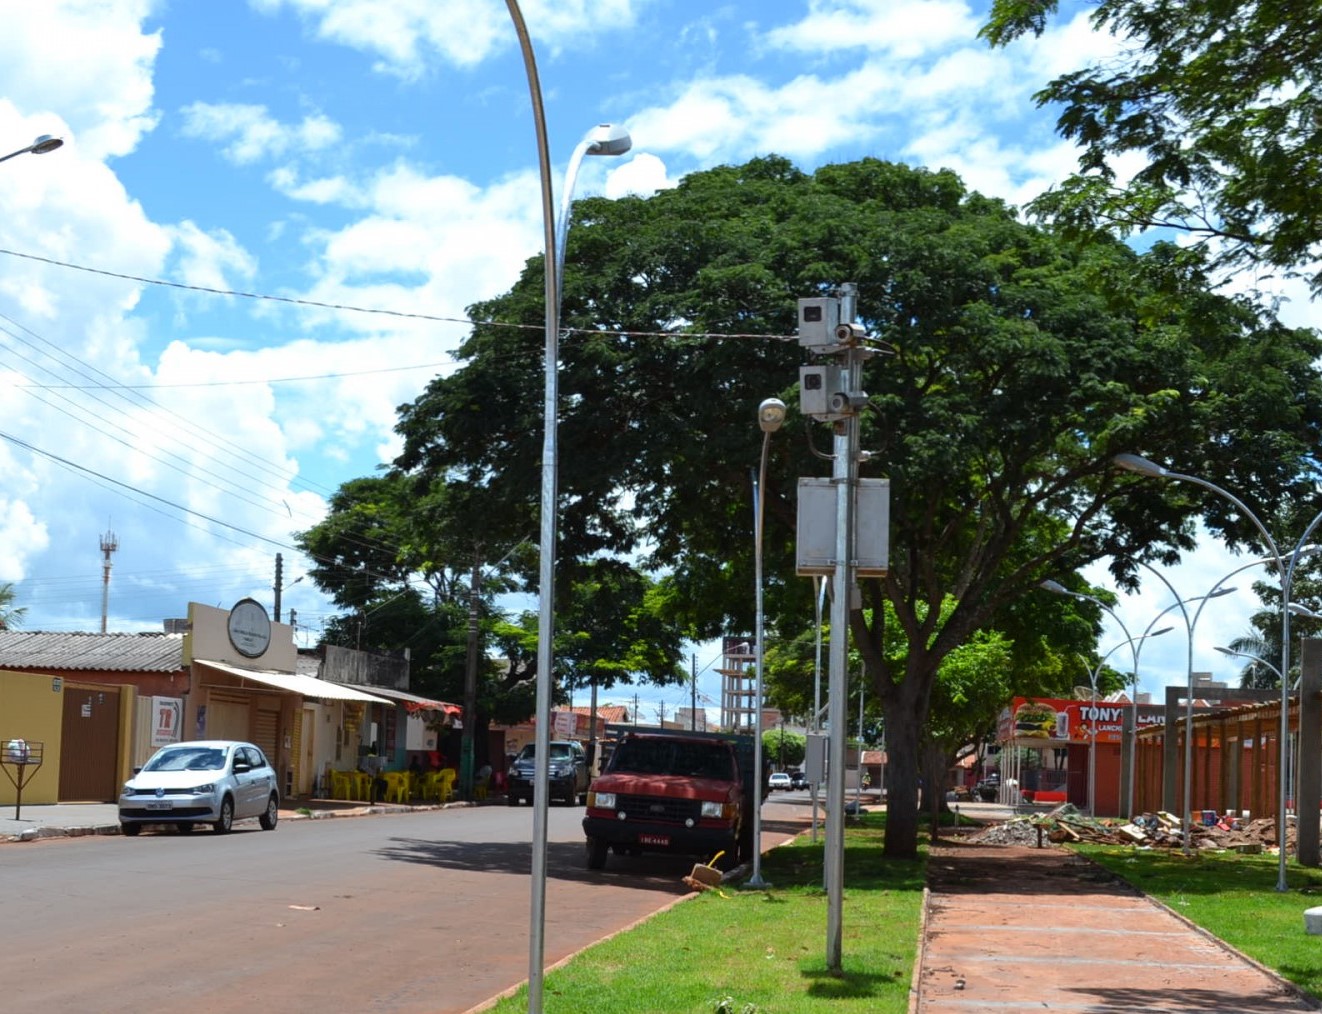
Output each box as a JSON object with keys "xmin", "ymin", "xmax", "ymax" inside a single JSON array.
[{"xmin": 915, "ymin": 840, "xmax": 1320, "ymax": 1013}]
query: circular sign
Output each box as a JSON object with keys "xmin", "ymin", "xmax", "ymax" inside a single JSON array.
[{"xmin": 227, "ymin": 598, "xmax": 272, "ymax": 658}]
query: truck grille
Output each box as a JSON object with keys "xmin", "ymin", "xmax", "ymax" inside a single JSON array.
[{"xmin": 616, "ymin": 794, "xmax": 701, "ymax": 825}]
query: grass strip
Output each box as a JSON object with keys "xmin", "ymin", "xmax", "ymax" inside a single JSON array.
[
  {"xmin": 1076, "ymin": 844, "xmax": 1322, "ymax": 1000},
  {"xmin": 488, "ymin": 813, "xmax": 925, "ymax": 1013}
]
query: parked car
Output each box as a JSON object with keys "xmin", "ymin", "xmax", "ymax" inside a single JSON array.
[
  {"xmin": 768, "ymin": 771, "xmax": 793, "ymax": 791},
  {"xmin": 976, "ymin": 775, "xmax": 1001, "ymax": 802},
  {"xmin": 789, "ymin": 770, "xmax": 808, "ymax": 790},
  {"xmin": 118, "ymin": 740, "xmax": 279, "ymax": 836},
  {"xmin": 583, "ymin": 727, "xmax": 757, "ymax": 871},
  {"xmin": 506, "ymin": 740, "xmax": 590, "ymax": 806}
]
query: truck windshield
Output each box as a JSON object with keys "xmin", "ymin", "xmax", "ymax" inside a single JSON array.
[{"xmin": 611, "ymin": 738, "xmax": 736, "ymax": 781}]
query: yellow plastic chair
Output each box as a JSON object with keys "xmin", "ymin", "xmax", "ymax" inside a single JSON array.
[
  {"xmin": 473, "ymin": 775, "xmax": 488, "ymax": 801},
  {"xmin": 330, "ymin": 770, "xmax": 352, "ymax": 801},
  {"xmin": 383, "ymin": 772, "xmax": 409, "ymax": 805},
  {"xmin": 438, "ymin": 768, "xmax": 456, "ymax": 803}
]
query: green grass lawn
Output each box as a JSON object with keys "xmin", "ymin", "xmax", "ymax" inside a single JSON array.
[
  {"xmin": 488, "ymin": 814, "xmax": 925, "ymax": 1014},
  {"xmin": 1077, "ymin": 844, "xmax": 1322, "ymax": 999}
]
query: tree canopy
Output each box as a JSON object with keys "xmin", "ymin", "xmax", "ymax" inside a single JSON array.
[
  {"xmin": 984, "ymin": 0, "xmax": 1322, "ymax": 292},
  {"xmin": 357, "ymin": 155, "xmax": 1322, "ymax": 858}
]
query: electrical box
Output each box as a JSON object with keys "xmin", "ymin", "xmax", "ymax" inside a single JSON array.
[
  {"xmin": 799, "ymin": 364, "xmax": 851, "ymax": 422},
  {"xmin": 798, "ymin": 297, "xmax": 841, "ymax": 351},
  {"xmin": 805, "ymin": 733, "xmax": 827, "ymax": 785},
  {"xmin": 796, "ymin": 477, "xmax": 890, "ymax": 578}
]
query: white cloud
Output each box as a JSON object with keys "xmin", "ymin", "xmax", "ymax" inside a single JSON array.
[
  {"xmin": 179, "ymin": 102, "xmax": 343, "ymax": 164},
  {"xmin": 605, "ymin": 153, "xmax": 673, "ymax": 199},
  {"xmin": 253, "ymin": 0, "xmax": 641, "ymax": 78},
  {"xmin": 764, "ymin": 0, "xmax": 980, "ymax": 59},
  {"xmin": 0, "ymin": 0, "xmax": 161, "ymax": 159},
  {"xmin": 166, "ymin": 221, "xmax": 258, "ymax": 292}
]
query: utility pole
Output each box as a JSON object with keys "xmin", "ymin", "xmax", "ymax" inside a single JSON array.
[
  {"xmin": 462, "ymin": 549, "xmax": 482, "ymax": 800},
  {"xmin": 98, "ymin": 530, "xmax": 118, "ymax": 634},
  {"xmin": 796, "ymin": 283, "xmax": 875, "ymax": 972},
  {"xmin": 273, "ymin": 553, "xmax": 284, "ymax": 623}
]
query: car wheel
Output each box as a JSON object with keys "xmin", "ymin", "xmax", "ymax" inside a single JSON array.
[
  {"xmin": 213, "ymin": 795, "xmax": 234, "ymax": 834},
  {"xmin": 586, "ymin": 836, "xmax": 608, "ymax": 870},
  {"xmin": 507, "ymin": 792, "xmax": 519, "ymax": 806},
  {"xmin": 259, "ymin": 794, "xmax": 278, "ymax": 830},
  {"xmin": 120, "ymin": 822, "xmax": 141, "ymax": 836}
]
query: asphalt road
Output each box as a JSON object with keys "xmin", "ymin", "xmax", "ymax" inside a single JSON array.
[{"xmin": 0, "ymin": 797, "xmax": 811, "ymax": 1014}]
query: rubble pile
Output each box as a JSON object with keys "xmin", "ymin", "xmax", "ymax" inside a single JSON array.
[{"xmin": 963, "ymin": 803, "xmax": 1296, "ymax": 852}]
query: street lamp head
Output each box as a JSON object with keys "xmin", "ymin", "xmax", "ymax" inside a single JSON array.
[
  {"xmin": 583, "ymin": 123, "xmax": 631, "ymax": 157},
  {"xmin": 1207, "ymin": 586, "xmax": 1236, "ymax": 600},
  {"xmin": 1040, "ymin": 579, "xmax": 1069, "ymax": 594},
  {"xmin": 1289, "ymin": 602, "xmax": 1322, "ymax": 620},
  {"xmin": 1148, "ymin": 625, "xmax": 1174, "ymax": 637},
  {"xmin": 758, "ymin": 397, "xmax": 787, "ymax": 434},
  {"xmin": 29, "ymin": 135, "xmax": 63, "ymax": 155},
  {"xmin": 1113, "ymin": 452, "xmax": 1168, "ymax": 478},
  {"xmin": 1215, "ymin": 646, "xmax": 1235, "ymax": 658}
]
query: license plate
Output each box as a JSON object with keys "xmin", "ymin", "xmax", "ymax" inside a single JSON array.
[
  {"xmin": 639, "ymin": 833, "xmax": 669, "ymax": 847},
  {"xmin": 145, "ymin": 801, "xmax": 173, "ymax": 810}
]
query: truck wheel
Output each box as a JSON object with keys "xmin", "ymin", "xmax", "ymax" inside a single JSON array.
[{"xmin": 586, "ymin": 836, "xmax": 608, "ymax": 870}]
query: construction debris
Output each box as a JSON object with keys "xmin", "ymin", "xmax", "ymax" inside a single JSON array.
[{"xmin": 961, "ymin": 802, "xmax": 1296, "ymax": 851}]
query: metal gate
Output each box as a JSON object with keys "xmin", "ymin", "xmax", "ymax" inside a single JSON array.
[{"xmin": 59, "ymin": 683, "xmax": 121, "ymax": 802}]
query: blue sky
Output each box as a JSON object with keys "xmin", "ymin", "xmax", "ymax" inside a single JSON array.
[{"xmin": 0, "ymin": 0, "xmax": 1309, "ymax": 723}]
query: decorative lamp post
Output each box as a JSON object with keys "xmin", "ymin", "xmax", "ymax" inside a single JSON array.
[
  {"xmin": 503, "ymin": 4, "xmax": 631, "ymax": 1008},
  {"xmin": 1115, "ymin": 453, "xmax": 1322, "ymax": 890},
  {"xmin": 748, "ymin": 396, "xmax": 786, "ymax": 888},
  {"xmin": 1084, "ymin": 630, "xmax": 1172, "ymax": 815}
]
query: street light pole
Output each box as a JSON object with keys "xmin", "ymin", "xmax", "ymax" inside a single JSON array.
[
  {"xmin": 503, "ymin": 5, "xmax": 631, "ymax": 1009},
  {"xmin": 1115, "ymin": 453, "xmax": 1322, "ymax": 890},
  {"xmin": 748, "ymin": 397, "xmax": 786, "ymax": 888},
  {"xmin": 1084, "ymin": 631, "xmax": 1172, "ymax": 815},
  {"xmin": 0, "ymin": 134, "xmax": 63, "ymax": 165}
]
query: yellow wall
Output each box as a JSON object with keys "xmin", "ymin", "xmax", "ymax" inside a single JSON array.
[{"xmin": 0, "ymin": 670, "xmax": 64, "ymax": 806}]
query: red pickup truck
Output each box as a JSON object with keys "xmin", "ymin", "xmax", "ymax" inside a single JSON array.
[{"xmin": 582, "ymin": 727, "xmax": 759, "ymax": 871}]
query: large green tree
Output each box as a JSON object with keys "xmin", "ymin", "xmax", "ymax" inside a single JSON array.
[
  {"xmin": 391, "ymin": 156, "xmax": 1322, "ymax": 858},
  {"xmin": 984, "ymin": 0, "xmax": 1322, "ymax": 292}
]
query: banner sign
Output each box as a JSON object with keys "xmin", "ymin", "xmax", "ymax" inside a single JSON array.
[{"xmin": 997, "ymin": 697, "xmax": 1163, "ymax": 746}]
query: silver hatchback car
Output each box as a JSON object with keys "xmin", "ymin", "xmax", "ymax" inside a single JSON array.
[{"xmin": 118, "ymin": 740, "xmax": 279, "ymax": 836}]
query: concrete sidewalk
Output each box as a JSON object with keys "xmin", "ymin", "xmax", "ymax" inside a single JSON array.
[{"xmin": 0, "ymin": 796, "xmax": 451, "ymax": 841}]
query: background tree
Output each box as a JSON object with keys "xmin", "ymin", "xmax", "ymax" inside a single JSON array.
[
  {"xmin": 0, "ymin": 583, "xmax": 25, "ymax": 630},
  {"xmin": 381, "ymin": 156, "xmax": 1322, "ymax": 859},
  {"xmin": 983, "ymin": 0, "xmax": 1322, "ymax": 293}
]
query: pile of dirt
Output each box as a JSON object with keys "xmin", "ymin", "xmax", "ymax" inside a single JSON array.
[{"xmin": 961, "ymin": 803, "xmax": 1295, "ymax": 852}]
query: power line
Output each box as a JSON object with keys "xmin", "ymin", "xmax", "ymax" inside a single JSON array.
[{"xmin": 0, "ymin": 247, "xmax": 797, "ymax": 342}]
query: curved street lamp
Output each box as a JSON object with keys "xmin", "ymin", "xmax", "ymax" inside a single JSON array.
[
  {"xmin": 1115, "ymin": 452, "xmax": 1322, "ymax": 889},
  {"xmin": 503, "ymin": 3, "xmax": 632, "ymax": 1007},
  {"xmin": 0, "ymin": 134, "xmax": 63, "ymax": 165},
  {"xmin": 1085, "ymin": 629, "xmax": 1173, "ymax": 815},
  {"xmin": 749, "ymin": 396, "xmax": 786, "ymax": 888}
]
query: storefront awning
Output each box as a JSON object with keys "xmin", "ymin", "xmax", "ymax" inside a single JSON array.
[
  {"xmin": 333, "ymin": 682, "xmax": 462, "ymax": 715},
  {"xmin": 196, "ymin": 659, "xmax": 394, "ymax": 704}
]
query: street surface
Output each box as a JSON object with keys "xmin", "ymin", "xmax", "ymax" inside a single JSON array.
[{"xmin": 0, "ymin": 796, "xmax": 810, "ymax": 1013}]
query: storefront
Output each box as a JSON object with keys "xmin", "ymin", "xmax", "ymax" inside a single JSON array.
[{"xmin": 994, "ymin": 695, "xmax": 1165, "ymax": 816}]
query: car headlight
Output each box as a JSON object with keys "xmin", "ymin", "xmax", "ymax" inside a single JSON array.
[
  {"xmin": 192, "ymin": 783, "xmax": 216, "ymax": 795},
  {"xmin": 700, "ymin": 801, "xmax": 726, "ymax": 819},
  {"xmin": 589, "ymin": 791, "xmax": 615, "ymax": 810}
]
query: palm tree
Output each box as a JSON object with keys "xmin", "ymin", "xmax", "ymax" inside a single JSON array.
[
  {"xmin": 0, "ymin": 582, "xmax": 25, "ymax": 631},
  {"xmin": 1226, "ymin": 630, "xmax": 1277, "ymax": 689}
]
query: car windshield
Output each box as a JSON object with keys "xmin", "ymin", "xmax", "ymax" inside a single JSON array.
[
  {"xmin": 518, "ymin": 744, "xmax": 573, "ymax": 761},
  {"xmin": 144, "ymin": 747, "xmax": 226, "ymax": 772},
  {"xmin": 610, "ymin": 738, "xmax": 736, "ymax": 781}
]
